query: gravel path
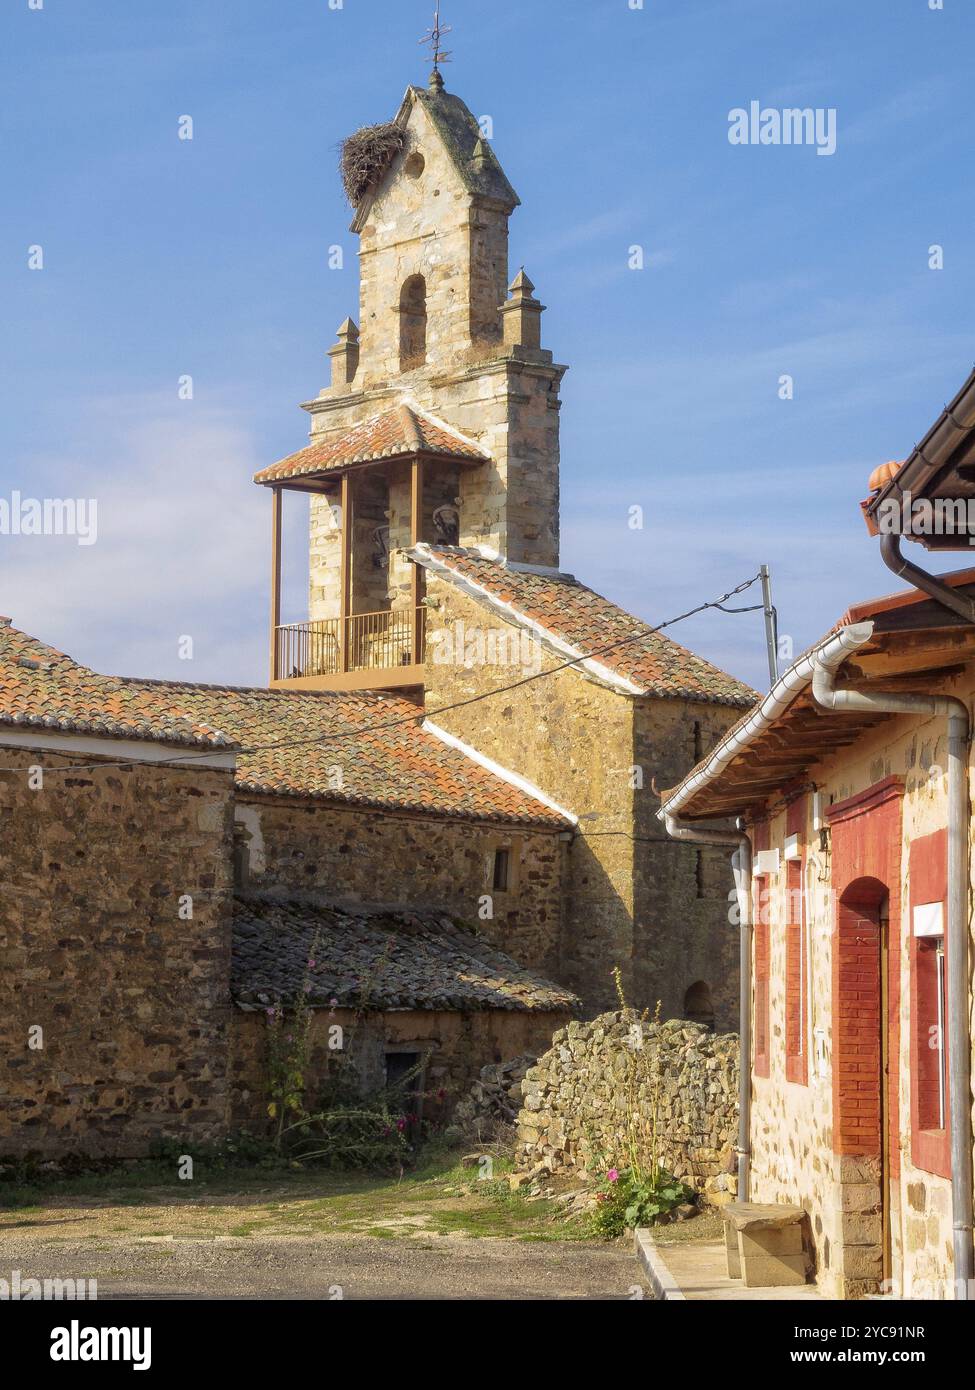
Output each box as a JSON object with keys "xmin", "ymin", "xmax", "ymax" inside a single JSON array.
[{"xmin": 0, "ymin": 1229, "xmax": 649, "ymax": 1301}]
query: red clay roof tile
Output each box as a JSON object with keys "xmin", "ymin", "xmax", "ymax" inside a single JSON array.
[
  {"xmin": 255, "ymin": 403, "xmax": 487, "ymax": 486},
  {"xmin": 413, "ymin": 547, "xmax": 757, "ymax": 708}
]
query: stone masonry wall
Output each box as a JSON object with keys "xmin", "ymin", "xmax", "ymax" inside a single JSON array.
[
  {"xmin": 0, "ymin": 747, "xmax": 236, "ymax": 1158},
  {"xmin": 633, "ymin": 697, "xmax": 742, "ymax": 1032},
  {"xmin": 234, "ymin": 795, "xmax": 566, "ymax": 979},
  {"xmin": 516, "ymin": 1012, "xmax": 739, "ymax": 1198},
  {"xmin": 231, "ymin": 1005, "xmax": 571, "ymax": 1133}
]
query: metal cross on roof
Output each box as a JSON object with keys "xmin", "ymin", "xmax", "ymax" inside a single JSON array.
[{"xmin": 419, "ymin": 3, "xmax": 452, "ymax": 73}]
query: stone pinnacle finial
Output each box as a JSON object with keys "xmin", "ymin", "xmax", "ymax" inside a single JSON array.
[
  {"xmin": 500, "ymin": 269, "xmax": 545, "ymax": 350},
  {"xmin": 328, "ymin": 317, "xmax": 360, "ymax": 389}
]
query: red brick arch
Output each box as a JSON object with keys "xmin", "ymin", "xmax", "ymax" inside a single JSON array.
[
  {"xmin": 834, "ymin": 879, "xmax": 887, "ymax": 1155},
  {"xmin": 826, "ymin": 777, "xmax": 903, "ymax": 1168}
]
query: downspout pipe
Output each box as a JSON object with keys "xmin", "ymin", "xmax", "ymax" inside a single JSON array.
[
  {"xmin": 662, "ymin": 813, "xmax": 752, "ymax": 1201},
  {"xmin": 880, "ymin": 532, "xmax": 975, "ymax": 626},
  {"xmin": 811, "ymin": 644, "xmax": 974, "ymax": 1298}
]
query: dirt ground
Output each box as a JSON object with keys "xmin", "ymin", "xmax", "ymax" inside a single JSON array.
[{"xmin": 0, "ymin": 1163, "xmax": 651, "ymax": 1301}]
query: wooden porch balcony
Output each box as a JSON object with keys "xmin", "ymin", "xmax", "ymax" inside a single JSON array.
[{"xmin": 270, "ymin": 607, "xmax": 426, "ymax": 692}]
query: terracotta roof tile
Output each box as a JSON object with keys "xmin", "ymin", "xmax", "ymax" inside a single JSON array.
[
  {"xmin": 121, "ymin": 676, "xmax": 569, "ymax": 827},
  {"xmin": 255, "ymin": 403, "xmax": 487, "ymax": 486},
  {"xmin": 0, "ymin": 620, "xmax": 233, "ymax": 749},
  {"xmin": 413, "ymin": 547, "xmax": 757, "ymax": 708},
  {"xmin": 232, "ymin": 898, "xmax": 578, "ymax": 1014}
]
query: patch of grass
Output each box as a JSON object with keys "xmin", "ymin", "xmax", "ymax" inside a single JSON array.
[{"xmin": 1, "ymin": 1144, "xmax": 598, "ymax": 1247}]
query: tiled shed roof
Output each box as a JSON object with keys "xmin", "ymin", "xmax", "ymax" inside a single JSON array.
[
  {"xmin": 232, "ymin": 898, "xmax": 578, "ymax": 1013},
  {"xmin": 121, "ymin": 676, "xmax": 570, "ymax": 827},
  {"xmin": 254, "ymin": 403, "xmax": 487, "ymax": 486},
  {"xmin": 0, "ymin": 618, "xmax": 233, "ymax": 749},
  {"xmin": 411, "ymin": 546, "xmax": 757, "ymax": 708}
]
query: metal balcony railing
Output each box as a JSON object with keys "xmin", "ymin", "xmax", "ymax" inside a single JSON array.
[{"xmin": 273, "ymin": 607, "xmax": 425, "ymax": 681}]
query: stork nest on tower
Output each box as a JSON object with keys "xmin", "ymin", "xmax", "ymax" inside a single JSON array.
[{"xmin": 340, "ymin": 122, "xmax": 406, "ymax": 207}]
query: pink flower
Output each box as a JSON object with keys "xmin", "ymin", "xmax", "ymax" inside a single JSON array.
[{"xmin": 607, "ymin": 1168, "xmax": 619, "ymax": 1183}]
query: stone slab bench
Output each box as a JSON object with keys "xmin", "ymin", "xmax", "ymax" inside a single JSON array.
[{"xmin": 721, "ymin": 1202, "xmax": 808, "ymax": 1288}]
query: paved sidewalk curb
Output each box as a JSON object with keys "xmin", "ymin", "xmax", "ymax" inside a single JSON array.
[{"xmin": 634, "ymin": 1229, "xmax": 685, "ymax": 1301}]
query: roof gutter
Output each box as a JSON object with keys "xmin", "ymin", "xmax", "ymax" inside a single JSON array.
[
  {"xmin": 658, "ymin": 622, "xmax": 876, "ymax": 819},
  {"xmin": 811, "ymin": 641, "xmax": 974, "ymax": 1299},
  {"xmin": 868, "ymin": 367, "xmax": 975, "ymax": 520}
]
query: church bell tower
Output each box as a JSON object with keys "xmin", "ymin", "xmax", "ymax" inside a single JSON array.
[{"xmin": 255, "ymin": 52, "xmax": 567, "ymax": 692}]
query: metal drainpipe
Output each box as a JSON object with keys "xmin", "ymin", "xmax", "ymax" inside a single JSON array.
[
  {"xmin": 811, "ymin": 649, "xmax": 975, "ymax": 1299},
  {"xmin": 880, "ymin": 533, "xmax": 975, "ymax": 626},
  {"xmin": 662, "ymin": 813, "xmax": 752, "ymax": 1201}
]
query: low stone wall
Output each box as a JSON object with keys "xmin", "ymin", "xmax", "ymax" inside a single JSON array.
[{"xmin": 515, "ymin": 1013, "xmax": 739, "ymax": 1199}]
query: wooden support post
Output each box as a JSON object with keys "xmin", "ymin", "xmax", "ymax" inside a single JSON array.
[
  {"xmin": 410, "ymin": 457, "xmax": 425, "ymax": 665},
  {"xmin": 340, "ymin": 473, "xmax": 352, "ymax": 674},
  {"xmin": 269, "ymin": 487, "xmax": 282, "ymax": 684}
]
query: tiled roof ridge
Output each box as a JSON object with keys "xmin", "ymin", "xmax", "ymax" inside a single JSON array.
[{"xmin": 117, "ymin": 672, "xmax": 400, "ymax": 708}]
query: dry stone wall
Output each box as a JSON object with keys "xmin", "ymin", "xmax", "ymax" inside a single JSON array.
[{"xmin": 515, "ymin": 1012, "xmax": 739, "ymax": 1200}]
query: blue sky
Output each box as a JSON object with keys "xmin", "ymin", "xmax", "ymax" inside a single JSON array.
[{"xmin": 1, "ymin": 0, "xmax": 973, "ymax": 690}]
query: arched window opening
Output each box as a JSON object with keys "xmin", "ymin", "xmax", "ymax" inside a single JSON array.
[
  {"xmin": 399, "ymin": 274, "xmax": 427, "ymax": 371},
  {"xmin": 683, "ymin": 980, "xmax": 714, "ymax": 1031}
]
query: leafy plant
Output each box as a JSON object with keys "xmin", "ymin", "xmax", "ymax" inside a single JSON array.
[
  {"xmin": 584, "ymin": 970, "xmax": 697, "ymax": 1237},
  {"xmin": 589, "ymin": 1165, "xmax": 694, "ymax": 1239},
  {"xmin": 261, "ymin": 941, "xmax": 441, "ymax": 1171}
]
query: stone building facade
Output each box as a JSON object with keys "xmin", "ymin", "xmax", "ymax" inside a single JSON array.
[
  {"xmin": 4, "ymin": 69, "xmax": 758, "ymax": 1163},
  {"xmin": 661, "ymin": 577, "xmax": 975, "ymax": 1299},
  {"xmin": 0, "ymin": 621, "xmax": 577, "ymax": 1158}
]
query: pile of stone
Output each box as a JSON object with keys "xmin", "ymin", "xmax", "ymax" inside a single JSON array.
[
  {"xmin": 447, "ymin": 1055, "xmax": 536, "ymax": 1139},
  {"xmin": 514, "ymin": 1012, "xmax": 739, "ymax": 1201}
]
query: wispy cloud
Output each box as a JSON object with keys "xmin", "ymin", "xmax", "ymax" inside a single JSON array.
[{"xmin": 0, "ymin": 394, "xmax": 301, "ymax": 686}]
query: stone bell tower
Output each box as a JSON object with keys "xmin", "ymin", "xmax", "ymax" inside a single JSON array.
[{"xmin": 255, "ymin": 69, "xmax": 567, "ymax": 690}]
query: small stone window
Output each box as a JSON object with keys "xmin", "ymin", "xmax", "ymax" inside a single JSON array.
[
  {"xmin": 404, "ymin": 151, "xmax": 425, "ymax": 180},
  {"xmin": 492, "ymin": 847, "xmax": 510, "ymax": 893},
  {"xmin": 399, "ymin": 274, "xmax": 427, "ymax": 372}
]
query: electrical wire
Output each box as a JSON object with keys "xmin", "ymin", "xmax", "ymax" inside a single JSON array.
[{"xmin": 0, "ymin": 570, "xmax": 763, "ymax": 777}]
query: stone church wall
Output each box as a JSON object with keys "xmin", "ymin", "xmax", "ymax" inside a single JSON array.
[
  {"xmin": 235, "ymin": 794, "xmax": 566, "ymax": 978},
  {"xmin": 0, "ymin": 747, "xmax": 236, "ymax": 1158},
  {"xmin": 633, "ymin": 698, "xmax": 742, "ymax": 1033},
  {"xmin": 421, "ymin": 577, "xmax": 742, "ymax": 1020}
]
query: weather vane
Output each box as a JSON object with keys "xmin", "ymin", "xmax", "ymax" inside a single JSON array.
[{"xmin": 419, "ymin": 3, "xmax": 452, "ymax": 75}]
